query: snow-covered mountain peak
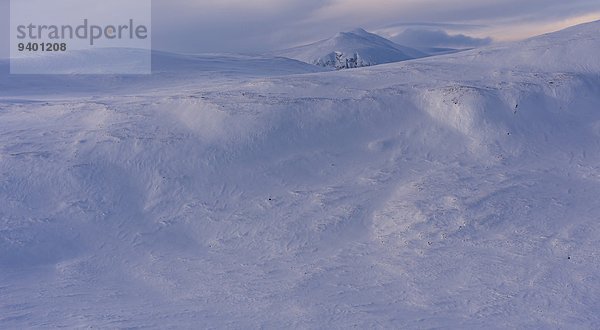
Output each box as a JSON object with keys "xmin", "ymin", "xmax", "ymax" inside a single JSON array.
[
  {"xmin": 349, "ymin": 27, "xmax": 369, "ymax": 34},
  {"xmin": 273, "ymin": 28, "xmax": 426, "ymax": 69},
  {"xmin": 333, "ymin": 28, "xmax": 370, "ymax": 39}
]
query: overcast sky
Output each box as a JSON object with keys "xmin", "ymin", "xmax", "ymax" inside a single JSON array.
[{"xmin": 2, "ymin": 0, "xmax": 600, "ymax": 56}]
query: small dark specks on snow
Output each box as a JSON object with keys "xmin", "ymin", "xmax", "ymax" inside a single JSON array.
[{"xmin": 568, "ymin": 256, "xmax": 571, "ymax": 260}]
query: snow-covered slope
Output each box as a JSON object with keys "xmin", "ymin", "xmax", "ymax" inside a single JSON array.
[
  {"xmin": 274, "ymin": 28, "xmax": 426, "ymax": 69},
  {"xmin": 150, "ymin": 51, "xmax": 328, "ymax": 75},
  {"xmin": 9, "ymin": 49, "xmax": 325, "ymax": 76},
  {"xmin": 426, "ymin": 21, "xmax": 600, "ymax": 73},
  {"xmin": 0, "ymin": 50, "xmax": 326, "ymax": 97},
  {"xmin": 9, "ymin": 48, "xmax": 152, "ymax": 74},
  {"xmin": 1, "ymin": 20, "xmax": 600, "ymax": 328}
]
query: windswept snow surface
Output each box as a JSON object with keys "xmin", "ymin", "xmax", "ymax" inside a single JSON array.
[
  {"xmin": 0, "ymin": 51, "xmax": 326, "ymax": 97},
  {"xmin": 274, "ymin": 28, "xmax": 426, "ymax": 69},
  {"xmin": 2, "ymin": 21, "xmax": 600, "ymax": 328}
]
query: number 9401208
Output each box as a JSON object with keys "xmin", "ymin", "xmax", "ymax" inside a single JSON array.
[{"xmin": 18, "ymin": 42, "xmax": 67, "ymax": 52}]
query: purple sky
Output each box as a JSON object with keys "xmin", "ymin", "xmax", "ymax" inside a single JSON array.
[{"xmin": 2, "ymin": 0, "xmax": 600, "ymax": 56}]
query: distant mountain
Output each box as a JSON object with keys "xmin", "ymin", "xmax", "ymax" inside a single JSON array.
[
  {"xmin": 273, "ymin": 28, "xmax": 427, "ymax": 69},
  {"xmin": 414, "ymin": 47, "xmax": 466, "ymax": 56}
]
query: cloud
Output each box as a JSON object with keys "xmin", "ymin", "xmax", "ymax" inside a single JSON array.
[
  {"xmin": 382, "ymin": 22, "xmax": 487, "ymax": 31},
  {"xmin": 311, "ymin": 0, "xmax": 599, "ymax": 25},
  {"xmin": 147, "ymin": 0, "xmax": 600, "ymax": 52},
  {"xmin": 149, "ymin": 0, "xmax": 330, "ymax": 53},
  {"xmin": 392, "ymin": 29, "xmax": 492, "ymax": 48},
  {"xmin": 1, "ymin": 0, "xmax": 600, "ymax": 55}
]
